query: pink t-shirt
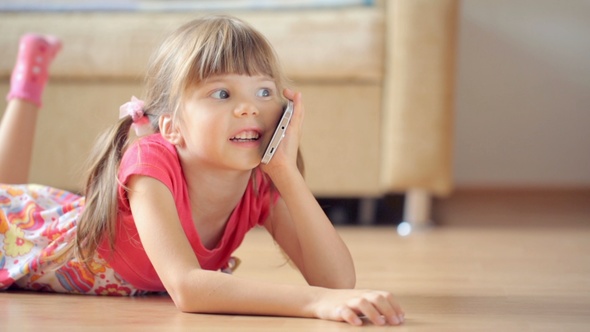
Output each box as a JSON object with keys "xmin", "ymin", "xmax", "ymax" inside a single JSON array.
[{"xmin": 97, "ymin": 133, "xmax": 275, "ymax": 292}]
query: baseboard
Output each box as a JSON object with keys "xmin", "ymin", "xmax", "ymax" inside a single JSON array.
[{"xmin": 432, "ymin": 187, "xmax": 590, "ymax": 227}]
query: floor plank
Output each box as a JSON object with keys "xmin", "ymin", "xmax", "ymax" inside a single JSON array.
[{"xmin": 2, "ymin": 225, "xmax": 590, "ymax": 331}]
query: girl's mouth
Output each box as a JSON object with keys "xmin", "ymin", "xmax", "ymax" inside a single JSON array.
[{"xmin": 230, "ymin": 130, "xmax": 261, "ymax": 142}]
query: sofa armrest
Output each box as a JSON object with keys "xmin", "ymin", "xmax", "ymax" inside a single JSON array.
[{"xmin": 381, "ymin": 0, "xmax": 459, "ymax": 197}]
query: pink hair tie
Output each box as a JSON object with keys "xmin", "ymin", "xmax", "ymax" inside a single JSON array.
[{"xmin": 119, "ymin": 96, "xmax": 151, "ymax": 136}]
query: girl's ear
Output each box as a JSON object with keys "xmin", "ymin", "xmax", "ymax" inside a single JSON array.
[{"xmin": 159, "ymin": 114, "xmax": 184, "ymax": 146}]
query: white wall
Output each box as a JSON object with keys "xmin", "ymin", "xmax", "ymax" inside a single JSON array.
[{"xmin": 454, "ymin": 0, "xmax": 590, "ymax": 188}]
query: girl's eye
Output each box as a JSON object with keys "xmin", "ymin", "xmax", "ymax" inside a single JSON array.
[
  {"xmin": 211, "ymin": 89, "xmax": 230, "ymax": 99},
  {"xmin": 256, "ymin": 88, "xmax": 272, "ymax": 98}
]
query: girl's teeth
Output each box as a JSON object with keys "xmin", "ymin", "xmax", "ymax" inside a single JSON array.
[{"xmin": 231, "ymin": 131, "xmax": 259, "ymax": 141}]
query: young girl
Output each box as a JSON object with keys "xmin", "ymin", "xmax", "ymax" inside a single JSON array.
[{"xmin": 0, "ymin": 15, "xmax": 404, "ymax": 326}]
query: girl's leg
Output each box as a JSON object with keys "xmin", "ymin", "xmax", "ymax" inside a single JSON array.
[
  {"xmin": 0, "ymin": 34, "xmax": 61, "ymax": 184},
  {"xmin": 0, "ymin": 99, "xmax": 39, "ymax": 183}
]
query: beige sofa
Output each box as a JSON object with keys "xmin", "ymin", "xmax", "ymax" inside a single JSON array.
[{"xmin": 0, "ymin": 0, "xmax": 458, "ymax": 224}]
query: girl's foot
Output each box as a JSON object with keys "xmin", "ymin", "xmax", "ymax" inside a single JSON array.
[{"xmin": 6, "ymin": 33, "xmax": 62, "ymax": 108}]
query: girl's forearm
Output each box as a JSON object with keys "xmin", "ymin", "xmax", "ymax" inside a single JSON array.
[
  {"xmin": 269, "ymin": 168, "xmax": 356, "ymax": 288},
  {"xmin": 171, "ymin": 269, "xmax": 320, "ymax": 317}
]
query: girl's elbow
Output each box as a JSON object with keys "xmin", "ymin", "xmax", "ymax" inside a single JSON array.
[
  {"xmin": 166, "ymin": 269, "xmax": 225, "ymax": 313},
  {"xmin": 167, "ymin": 283, "xmax": 192, "ymax": 312},
  {"xmin": 166, "ymin": 276, "xmax": 205, "ymax": 313},
  {"xmin": 171, "ymin": 293, "xmax": 193, "ymax": 313},
  {"xmin": 170, "ymin": 287, "xmax": 209, "ymax": 313}
]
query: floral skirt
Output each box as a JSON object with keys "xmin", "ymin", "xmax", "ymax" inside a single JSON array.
[{"xmin": 0, "ymin": 184, "xmax": 150, "ymax": 296}]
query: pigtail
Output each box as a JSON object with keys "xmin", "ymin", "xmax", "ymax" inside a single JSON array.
[{"xmin": 74, "ymin": 117, "xmax": 134, "ymax": 264}]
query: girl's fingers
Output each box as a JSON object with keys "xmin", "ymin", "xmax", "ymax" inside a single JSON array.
[
  {"xmin": 283, "ymin": 88, "xmax": 303, "ymax": 120},
  {"xmin": 317, "ymin": 290, "xmax": 404, "ymax": 326},
  {"xmin": 278, "ymin": 89, "xmax": 303, "ymax": 161},
  {"xmin": 352, "ymin": 292, "xmax": 404, "ymax": 326},
  {"xmin": 282, "ymin": 87, "xmax": 296, "ymax": 100},
  {"xmin": 354, "ymin": 298, "xmax": 388, "ymax": 326},
  {"xmin": 338, "ymin": 306, "xmax": 363, "ymax": 326},
  {"xmin": 371, "ymin": 293, "xmax": 402, "ymax": 325},
  {"xmin": 397, "ymin": 305, "xmax": 405, "ymax": 318},
  {"xmin": 288, "ymin": 91, "xmax": 303, "ymax": 130},
  {"xmin": 391, "ymin": 298, "xmax": 405, "ymax": 324},
  {"xmin": 376, "ymin": 291, "xmax": 405, "ymax": 325}
]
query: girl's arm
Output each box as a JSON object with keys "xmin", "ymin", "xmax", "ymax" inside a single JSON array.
[
  {"xmin": 264, "ymin": 178, "xmax": 356, "ymax": 289},
  {"xmin": 261, "ymin": 89, "xmax": 356, "ymax": 289},
  {"xmin": 127, "ymin": 175, "xmax": 404, "ymax": 326}
]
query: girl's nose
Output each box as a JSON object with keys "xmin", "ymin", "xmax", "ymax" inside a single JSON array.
[{"xmin": 234, "ymin": 103, "xmax": 259, "ymax": 117}]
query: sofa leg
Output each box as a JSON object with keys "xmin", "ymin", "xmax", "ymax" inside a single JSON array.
[
  {"xmin": 400, "ymin": 189, "xmax": 432, "ymax": 232},
  {"xmin": 358, "ymin": 197, "xmax": 378, "ymax": 225}
]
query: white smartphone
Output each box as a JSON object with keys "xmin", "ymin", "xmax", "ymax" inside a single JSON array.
[{"xmin": 261, "ymin": 100, "xmax": 294, "ymax": 164}]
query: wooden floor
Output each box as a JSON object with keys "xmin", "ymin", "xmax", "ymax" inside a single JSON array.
[{"xmin": 2, "ymin": 212, "xmax": 590, "ymax": 330}]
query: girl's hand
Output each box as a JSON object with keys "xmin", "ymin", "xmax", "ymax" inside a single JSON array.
[
  {"xmin": 260, "ymin": 88, "xmax": 304, "ymax": 180},
  {"xmin": 312, "ymin": 288, "xmax": 405, "ymax": 326}
]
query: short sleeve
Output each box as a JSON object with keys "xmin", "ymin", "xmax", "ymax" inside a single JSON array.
[{"xmin": 117, "ymin": 134, "xmax": 181, "ymax": 211}]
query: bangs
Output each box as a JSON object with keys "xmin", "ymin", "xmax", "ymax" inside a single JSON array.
[
  {"xmin": 145, "ymin": 15, "xmax": 287, "ymax": 116},
  {"xmin": 188, "ymin": 18, "xmax": 278, "ymax": 85}
]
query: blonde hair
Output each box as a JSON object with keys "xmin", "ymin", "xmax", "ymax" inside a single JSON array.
[{"xmin": 71, "ymin": 15, "xmax": 304, "ymax": 264}]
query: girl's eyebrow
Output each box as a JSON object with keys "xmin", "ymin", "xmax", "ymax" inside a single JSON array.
[
  {"xmin": 253, "ymin": 75, "xmax": 275, "ymax": 83},
  {"xmin": 258, "ymin": 78, "xmax": 276, "ymax": 85},
  {"xmin": 201, "ymin": 76, "xmax": 227, "ymax": 84},
  {"xmin": 203, "ymin": 75, "xmax": 275, "ymax": 84}
]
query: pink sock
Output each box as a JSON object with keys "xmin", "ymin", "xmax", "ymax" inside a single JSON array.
[{"xmin": 6, "ymin": 33, "xmax": 62, "ymax": 108}]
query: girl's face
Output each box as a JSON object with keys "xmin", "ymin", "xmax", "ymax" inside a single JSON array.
[{"xmin": 175, "ymin": 74, "xmax": 283, "ymax": 171}]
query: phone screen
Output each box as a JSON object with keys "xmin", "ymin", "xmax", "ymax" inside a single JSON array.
[{"xmin": 261, "ymin": 101, "xmax": 293, "ymax": 164}]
